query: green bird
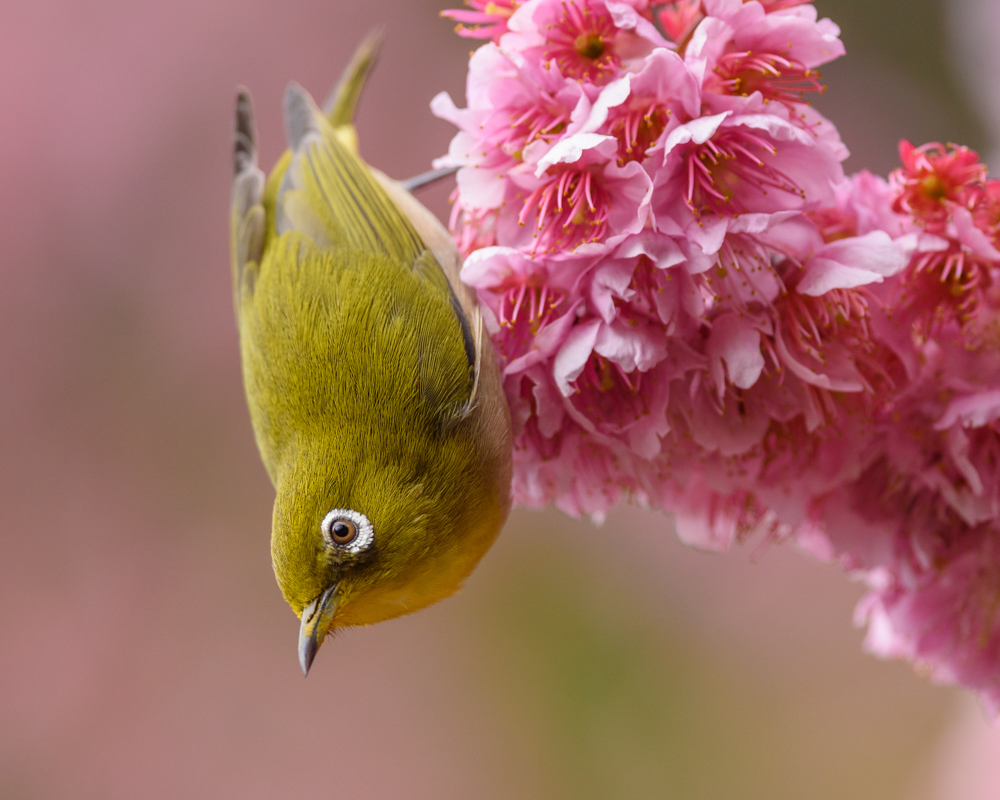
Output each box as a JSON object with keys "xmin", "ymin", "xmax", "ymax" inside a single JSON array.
[{"xmin": 229, "ymin": 34, "xmax": 512, "ymax": 675}]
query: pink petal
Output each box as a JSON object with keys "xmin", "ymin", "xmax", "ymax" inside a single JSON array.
[
  {"xmin": 535, "ymin": 133, "xmax": 616, "ymax": 176},
  {"xmin": 708, "ymin": 313, "xmax": 765, "ymax": 394},
  {"xmin": 798, "ymin": 231, "xmax": 906, "ymax": 295},
  {"xmin": 593, "ymin": 318, "xmax": 670, "ymax": 372},
  {"xmin": 604, "ymin": 159, "xmax": 653, "ymax": 235},
  {"xmin": 575, "ymin": 75, "xmax": 632, "ymax": 135},
  {"xmin": 606, "ymin": 0, "xmax": 672, "ymax": 47},
  {"xmin": 936, "ymin": 390, "xmax": 1000, "ymax": 430},
  {"xmin": 660, "ymin": 112, "xmax": 730, "ymax": 160},
  {"xmin": 553, "ymin": 318, "xmax": 602, "ymax": 396},
  {"xmin": 456, "ymin": 164, "xmax": 509, "ymax": 209},
  {"xmin": 773, "ymin": 327, "xmax": 866, "ymax": 392},
  {"xmin": 953, "ymin": 206, "xmax": 1000, "ymax": 261}
]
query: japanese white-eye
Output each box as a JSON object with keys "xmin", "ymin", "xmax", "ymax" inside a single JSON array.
[{"xmin": 230, "ymin": 34, "xmax": 512, "ymax": 675}]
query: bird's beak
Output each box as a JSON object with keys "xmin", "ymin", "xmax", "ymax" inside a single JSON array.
[{"xmin": 298, "ymin": 583, "xmax": 339, "ymax": 676}]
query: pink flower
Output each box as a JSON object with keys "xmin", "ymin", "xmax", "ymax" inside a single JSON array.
[
  {"xmin": 430, "ymin": 46, "xmax": 590, "ymax": 202},
  {"xmin": 508, "ymin": 368, "xmax": 651, "ymax": 518},
  {"xmin": 761, "ymin": 226, "xmax": 907, "ymax": 408},
  {"xmin": 448, "ymin": 201, "xmax": 500, "ymax": 254},
  {"xmin": 670, "ymin": 477, "xmax": 775, "ymax": 552},
  {"xmin": 511, "ymin": 133, "xmax": 653, "ymax": 252},
  {"xmin": 893, "ymin": 140, "xmax": 987, "ymax": 233},
  {"xmin": 972, "ymin": 179, "xmax": 1000, "ymax": 245},
  {"xmin": 469, "ymin": 45, "xmax": 591, "ymax": 159},
  {"xmin": 438, "ymin": 0, "xmax": 1000, "ymax": 713},
  {"xmin": 892, "ymin": 207, "xmax": 1000, "ymax": 334},
  {"xmin": 601, "ymin": 49, "xmax": 701, "ymax": 163},
  {"xmin": 812, "ymin": 170, "xmax": 912, "ymax": 241},
  {"xmin": 586, "ymin": 233, "xmax": 697, "ymax": 328},
  {"xmin": 689, "ymin": 0, "xmax": 844, "ymax": 112},
  {"xmin": 505, "ymin": 0, "xmax": 664, "ymax": 85},
  {"xmin": 557, "ymin": 336, "xmax": 675, "ymax": 457},
  {"xmin": 650, "ymin": 103, "xmax": 844, "ymax": 226},
  {"xmin": 859, "ymin": 530, "xmax": 1000, "ymax": 717},
  {"xmin": 796, "ymin": 230, "xmax": 905, "ymax": 295},
  {"xmin": 461, "ymin": 246, "xmax": 585, "ymax": 372},
  {"xmin": 704, "ymin": 211, "xmax": 801, "ymax": 306}
]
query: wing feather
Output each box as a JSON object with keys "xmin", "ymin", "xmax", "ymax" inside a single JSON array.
[
  {"xmin": 274, "ymin": 76, "xmax": 480, "ymax": 416},
  {"xmin": 278, "ymin": 84, "xmax": 425, "ymax": 263}
]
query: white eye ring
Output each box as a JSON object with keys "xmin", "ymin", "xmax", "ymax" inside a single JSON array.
[{"xmin": 321, "ymin": 508, "xmax": 375, "ymax": 555}]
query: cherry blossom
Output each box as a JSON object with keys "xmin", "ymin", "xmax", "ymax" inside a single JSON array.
[{"xmin": 438, "ymin": 0, "xmax": 1000, "ymax": 714}]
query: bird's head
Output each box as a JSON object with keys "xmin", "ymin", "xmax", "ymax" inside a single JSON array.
[{"xmin": 271, "ymin": 439, "xmax": 506, "ymax": 675}]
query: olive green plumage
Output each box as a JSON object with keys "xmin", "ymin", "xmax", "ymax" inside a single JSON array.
[{"xmin": 230, "ymin": 34, "xmax": 512, "ymax": 671}]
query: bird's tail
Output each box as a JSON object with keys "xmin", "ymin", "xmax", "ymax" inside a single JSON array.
[{"xmin": 321, "ymin": 28, "xmax": 386, "ymax": 155}]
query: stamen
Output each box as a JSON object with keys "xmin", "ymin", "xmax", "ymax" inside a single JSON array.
[
  {"xmin": 572, "ymin": 354, "xmax": 649, "ymax": 428},
  {"xmin": 518, "ymin": 166, "xmax": 609, "ymax": 251},
  {"xmin": 683, "ymin": 128, "xmax": 803, "ymax": 215},
  {"xmin": 709, "ymin": 50, "xmax": 826, "ymax": 109},
  {"xmin": 496, "ymin": 279, "xmax": 567, "ymax": 356}
]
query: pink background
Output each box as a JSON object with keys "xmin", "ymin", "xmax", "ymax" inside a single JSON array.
[{"xmin": 2, "ymin": 1, "xmax": 999, "ymax": 797}]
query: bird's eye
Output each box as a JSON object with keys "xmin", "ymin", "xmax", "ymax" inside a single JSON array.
[
  {"xmin": 321, "ymin": 508, "xmax": 374, "ymax": 555},
  {"xmin": 331, "ymin": 519, "xmax": 357, "ymax": 544}
]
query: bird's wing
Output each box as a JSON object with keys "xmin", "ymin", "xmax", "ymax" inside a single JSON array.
[
  {"xmin": 372, "ymin": 169, "xmax": 485, "ymax": 415},
  {"xmin": 277, "ymin": 83, "xmax": 427, "ymax": 262},
  {"xmin": 322, "ymin": 30, "xmax": 486, "ymax": 415},
  {"xmin": 230, "ymin": 88, "xmax": 266, "ymax": 317},
  {"xmin": 276, "ymin": 77, "xmax": 481, "ymax": 419}
]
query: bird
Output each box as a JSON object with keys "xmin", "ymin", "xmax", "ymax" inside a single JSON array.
[{"xmin": 229, "ymin": 32, "xmax": 512, "ymax": 676}]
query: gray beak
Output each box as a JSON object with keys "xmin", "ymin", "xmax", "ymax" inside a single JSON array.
[{"xmin": 297, "ymin": 583, "xmax": 339, "ymax": 676}]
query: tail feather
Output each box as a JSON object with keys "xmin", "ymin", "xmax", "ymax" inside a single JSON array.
[
  {"xmin": 231, "ymin": 88, "xmax": 266, "ymax": 306},
  {"xmin": 322, "ymin": 28, "xmax": 385, "ymax": 152}
]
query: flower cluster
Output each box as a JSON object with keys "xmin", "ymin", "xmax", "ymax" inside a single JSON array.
[
  {"xmin": 802, "ymin": 151, "xmax": 1000, "ymax": 714},
  {"xmin": 435, "ymin": 0, "xmax": 1000, "ymax": 712}
]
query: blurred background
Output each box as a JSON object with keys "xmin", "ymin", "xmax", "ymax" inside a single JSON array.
[{"xmin": 2, "ymin": 0, "xmax": 1000, "ymax": 797}]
